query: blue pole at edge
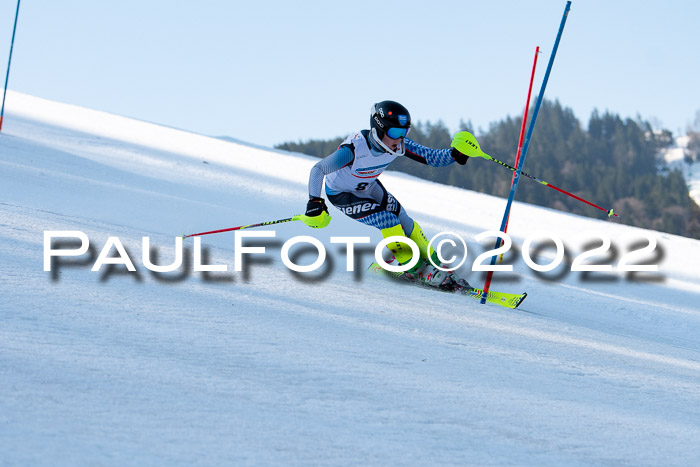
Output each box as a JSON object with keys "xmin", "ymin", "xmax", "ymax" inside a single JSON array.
[
  {"xmin": 480, "ymin": 0, "xmax": 572, "ymax": 304},
  {"xmin": 1, "ymin": 0, "xmax": 21, "ymax": 132}
]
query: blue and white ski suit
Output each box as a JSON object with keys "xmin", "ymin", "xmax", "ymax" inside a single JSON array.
[{"xmin": 308, "ymin": 129, "xmax": 456, "ymax": 236}]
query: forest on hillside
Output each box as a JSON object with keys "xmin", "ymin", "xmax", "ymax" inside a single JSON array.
[{"xmin": 276, "ymin": 100, "xmax": 700, "ymax": 239}]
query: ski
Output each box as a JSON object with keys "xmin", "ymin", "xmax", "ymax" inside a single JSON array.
[
  {"xmin": 461, "ymin": 287, "xmax": 527, "ymax": 309},
  {"xmin": 367, "ymin": 262, "xmax": 527, "ymax": 309}
]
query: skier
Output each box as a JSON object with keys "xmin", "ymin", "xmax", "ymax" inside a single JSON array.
[{"xmin": 304, "ymin": 100, "xmax": 476, "ymax": 290}]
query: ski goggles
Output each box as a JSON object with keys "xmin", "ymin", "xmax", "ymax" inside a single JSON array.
[{"xmin": 386, "ymin": 127, "xmax": 409, "ymax": 139}]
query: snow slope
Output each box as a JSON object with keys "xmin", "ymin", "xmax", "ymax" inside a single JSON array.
[
  {"xmin": 1, "ymin": 91, "xmax": 700, "ymax": 466},
  {"xmin": 663, "ymin": 134, "xmax": 700, "ymax": 206}
]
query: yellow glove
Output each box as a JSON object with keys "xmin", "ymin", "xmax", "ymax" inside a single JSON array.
[
  {"xmin": 301, "ymin": 197, "xmax": 332, "ymax": 228},
  {"xmin": 450, "ymin": 131, "xmax": 492, "ymax": 160}
]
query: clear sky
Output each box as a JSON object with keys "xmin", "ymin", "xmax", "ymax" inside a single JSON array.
[{"xmin": 1, "ymin": 0, "xmax": 698, "ymax": 148}]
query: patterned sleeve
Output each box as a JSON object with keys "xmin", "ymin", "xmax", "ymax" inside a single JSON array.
[
  {"xmin": 404, "ymin": 138, "xmax": 456, "ymax": 167},
  {"xmin": 308, "ymin": 145, "xmax": 355, "ymax": 198}
]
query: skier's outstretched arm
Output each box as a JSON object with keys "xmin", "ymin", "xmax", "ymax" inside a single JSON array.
[{"xmin": 404, "ymin": 138, "xmax": 469, "ymax": 167}]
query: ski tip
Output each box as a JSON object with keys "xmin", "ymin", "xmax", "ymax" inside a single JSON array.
[{"xmin": 514, "ymin": 292, "xmax": 528, "ymax": 308}]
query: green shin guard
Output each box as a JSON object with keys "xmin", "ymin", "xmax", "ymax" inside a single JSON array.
[
  {"xmin": 381, "ymin": 222, "xmax": 439, "ymax": 274},
  {"xmin": 381, "ymin": 224, "xmax": 414, "ymax": 266},
  {"xmin": 408, "ymin": 221, "xmax": 439, "ymax": 265}
]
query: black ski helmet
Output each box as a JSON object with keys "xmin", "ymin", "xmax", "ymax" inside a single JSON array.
[{"xmin": 370, "ymin": 100, "xmax": 411, "ymax": 139}]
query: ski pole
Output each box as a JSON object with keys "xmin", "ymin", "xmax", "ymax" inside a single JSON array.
[
  {"xmin": 454, "ymin": 132, "xmax": 618, "ymax": 218},
  {"xmin": 182, "ymin": 215, "xmax": 305, "ymax": 239},
  {"xmin": 484, "ymin": 154, "xmax": 618, "ymax": 218}
]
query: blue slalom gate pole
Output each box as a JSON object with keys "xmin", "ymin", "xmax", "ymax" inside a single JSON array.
[
  {"xmin": 1, "ymin": 0, "xmax": 21, "ymax": 132},
  {"xmin": 481, "ymin": 0, "xmax": 572, "ymax": 304}
]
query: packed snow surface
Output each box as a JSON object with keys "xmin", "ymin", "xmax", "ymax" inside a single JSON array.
[{"xmin": 1, "ymin": 91, "xmax": 700, "ymax": 465}]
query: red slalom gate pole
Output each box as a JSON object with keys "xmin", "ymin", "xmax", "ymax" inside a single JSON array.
[
  {"xmin": 504, "ymin": 46, "xmax": 540, "ymax": 237},
  {"xmin": 483, "ymin": 46, "xmax": 540, "ymax": 294}
]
